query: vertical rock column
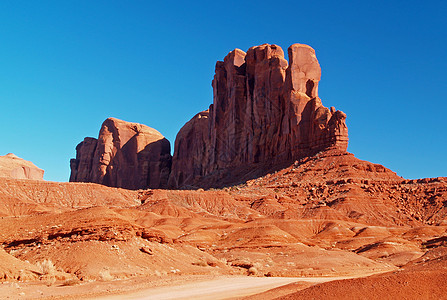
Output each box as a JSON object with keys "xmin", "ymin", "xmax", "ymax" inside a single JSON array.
[{"xmin": 169, "ymin": 43, "xmax": 349, "ymax": 188}]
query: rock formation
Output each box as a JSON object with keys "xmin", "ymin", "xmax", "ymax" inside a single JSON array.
[
  {"xmin": 169, "ymin": 43, "xmax": 348, "ymax": 187},
  {"xmin": 0, "ymin": 153, "xmax": 44, "ymax": 180},
  {"xmin": 70, "ymin": 117, "xmax": 172, "ymax": 189},
  {"xmin": 70, "ymin": 43, "xmax": 348, "ymax": 189}
]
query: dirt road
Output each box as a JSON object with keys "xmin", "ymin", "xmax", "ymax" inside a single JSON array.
[{"xmin": 93, "ymin": 276, "xmax": 350, "ymax": 300}]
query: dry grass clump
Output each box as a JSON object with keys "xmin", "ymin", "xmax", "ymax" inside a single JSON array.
[
  {"xmin": 248, "ymin": 267, "xmax": 258, "ymax": 276},
  {"xmin": 192, "ymin": 260, "xmax": 208, "ymax": 267},
  {"xmin": 36, "ymin": 259, "xmax": 56, "ymax": 276},
  {"xmin": 36, "ymin": 259, "xmax": 56, "ymax": 286},
  {"xmin": 99, "ymin": 269, "xmax": 114, "ymax": 281},
  {"xmin": 192, "ymin": 259, "xmax": 219, "ymax": 267},
  {"xmin": 60, "ymin": 278, "xmax": 81, "ymax": 286}
]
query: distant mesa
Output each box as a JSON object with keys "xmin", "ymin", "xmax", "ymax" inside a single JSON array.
[
  {"xmin": 70, "ymin": 43, "xmax": 349, "ymax": 189},
  {"xmin": 69, "ymin": 117, "xmax": 172, "ymax": 189},
  {"xmin": 0, "ymin": 153, "xmax": 44, "ymax": 180}
]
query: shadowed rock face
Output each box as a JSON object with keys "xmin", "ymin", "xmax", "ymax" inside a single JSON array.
[
  {"xmin": 0, "ymin": 153, "xmax": 44, "ymax": 180},
  {"xmin": 168, "ymin": 110, "xmax": 210, "ymax": 188},
  {"xmin": 169, "ymin": 43, "xmax": 348, "ymax": 188},
  {"xmin": 70, "ymin": 118, "xmax": 172, "ymax": 189}
]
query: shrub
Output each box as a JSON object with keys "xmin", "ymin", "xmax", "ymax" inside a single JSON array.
[
  {"xmin": 36, "ymin": 259, "xmax": 55, "ymax": 276},
  {"xmin": 192, "ymin": 260, "xmax": 208, "ymax": 267},
  {"xmin": 99, "ymin": 270, "xmax": 114, "ymax": 281},
  {"xmin": 248, "ymin": 267, "xmax": 258, "ymax": 276},
  {"xmin": 36, "ymin": 259, "xmax": 56, "ymax": 286},
  {"xmin": 61, "ymin": 278, "xmax": 81, "ymax": 286}
]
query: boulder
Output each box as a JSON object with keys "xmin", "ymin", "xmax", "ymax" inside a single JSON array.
[
  {"xmin": 70, "ymin": 118, "xmax": 171, "ymax": 189},
  {"xmin": 0, "ymin": 153, "xmax": 44, "ymax": 180}
]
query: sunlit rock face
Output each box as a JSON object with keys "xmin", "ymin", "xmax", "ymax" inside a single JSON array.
[
  {"xmin": 70, "ymin": 117, "xmax": 172, "ymax": 189},
  {"xmin": 0, "ymin": 153, "xmax": 44, "ymax": 180},
  {"xmin": 169, "ymin": 43, "xmax": 348, "ymax": 188}
]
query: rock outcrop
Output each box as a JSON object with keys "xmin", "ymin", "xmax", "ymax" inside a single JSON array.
[
  {"xmin": 69, "ymin": 43, "xmax": 348, "ymax": 189},
  {"xmin": 70, "ymin": 117, "xmax": 171, "ymax": 189},
  {"xmin": 169, "ymin": 43, "xmax": 348, "ymax": 187},
  {"xmin": 0, "ymin": 153, "xmax": 44, "ymax": 180}
]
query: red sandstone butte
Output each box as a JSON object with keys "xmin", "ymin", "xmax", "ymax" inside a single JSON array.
[
  {"xmin": 70, "ymin": 117, "xmax": 171, "ymax": 189},
  {"xmin": 169, "ymin": 43, "xmax": 348, "ymax": 188},
  {"xmin": 0, "ymin": 153, "xmax": 44, "ymax": 180}
]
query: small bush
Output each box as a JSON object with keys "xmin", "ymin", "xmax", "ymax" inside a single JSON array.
[
  {"xmin": 207, "ymin": 261, "xmax": 217, "ymax": 267},
  {"xmin": 60, "ymin": 278, "xmax": 81, "ymax": 286},
  {"xmin": 36, "ymin": 259, "xmax": 55, "ymax": 276},
  {"xmin": 99, "ymin": 270, "xmax": 114, "ymax": 281},
  {"xmin": 248, "ymin": 267, "xmax": 258, "ymax": 276},
  {"xmin": 192, "ymin": 260, "xmax": 208, "ymax": 267},
  {"xmin": 46, "ymin": 276, "xmax": 56, "ymax": 287},
  {"xmin": 36, "ymin": 259, "xmax": 57, "ymax": 286}
]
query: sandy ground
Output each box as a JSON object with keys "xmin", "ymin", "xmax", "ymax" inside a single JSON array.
[
  {"xmin": 0, "ymin": 159, "xmax": 445, "ymax": 300},
  {"xmin": 94, "ymin": 277, "xmax": 314, "ymax": 300},
  {"xmin": 0, "ymin": 275, "xmax": 365, "ymax": 300},
  {"xmin": 92, "ymin": 274, "xmax": 382, "ymax": 300}
]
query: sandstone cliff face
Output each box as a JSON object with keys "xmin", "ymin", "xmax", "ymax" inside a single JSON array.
[
  {"xmin": 70, "ymin": 118, "xmax": 171, "ymax": 189},
  {"xmin": 168, "ymin": 110, "xmax": 210, "ymax": 187},
  {"xmin": 169, "ymin": 43, "xmax": 348, "ymax": 187},
  {"xmin": 0, "ymin": 153, "xmax": 44, "ymax": 180}
]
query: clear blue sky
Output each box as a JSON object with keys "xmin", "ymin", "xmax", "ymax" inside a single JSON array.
[{"xmin": 1, "ymin": 1, "xmax": 446, "ymax": 181}]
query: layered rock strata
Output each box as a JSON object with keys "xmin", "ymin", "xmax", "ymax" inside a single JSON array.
[
  {"xmin": 0, "ymin": 153, "xmax": 44, "ymax": 180},
  {"xmin": 70, "ymin": 117, "xmax": 171, "ymax": 189},
  {"xmin": 169, "ymin": 43, "xmax": 348, "ymax": 187}
]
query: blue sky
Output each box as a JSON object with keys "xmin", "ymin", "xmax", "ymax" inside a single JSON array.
[{"xmin": 1, "ymin": 1, "xmax": 446, "ymax": 181}]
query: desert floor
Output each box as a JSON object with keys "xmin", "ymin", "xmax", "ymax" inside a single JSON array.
[{"xmin": 0, "ymin": 273, "xmax": 379, "ymax": 300}]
